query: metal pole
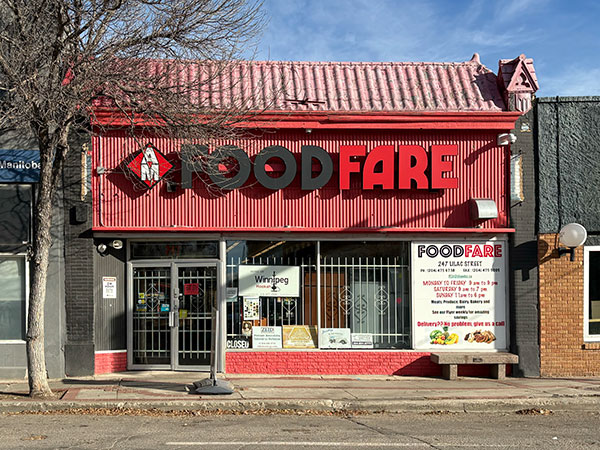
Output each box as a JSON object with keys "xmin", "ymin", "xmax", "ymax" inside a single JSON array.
[{"xmin": 316, "ymin": 241, "xmax": 321, "ymax": 346}]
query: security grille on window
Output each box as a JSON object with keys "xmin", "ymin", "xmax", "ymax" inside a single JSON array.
[{"xmin": 226, "ymin": 240, "xmax": 411, "ymax": 349}]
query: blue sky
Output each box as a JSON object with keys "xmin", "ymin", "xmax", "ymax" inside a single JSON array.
[{"xmin": 253, "ymin": 0, "xmax": 600, "ymax": 97}]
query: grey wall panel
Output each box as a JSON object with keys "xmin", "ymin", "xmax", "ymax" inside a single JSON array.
[
  {"xmin": 45, "ymin": 198, "xmax": 65, "ymax": 378},
  {"xmin": 538, "ymin": 97, "xmax": 600, "ymax": 233},
  {"xmin": 63, "ymin": 137, "xmax": 94, "ymax": 376},
  {"xmin": 94, "ymin": 243, "xmax": 127, "ymax": 351},
  {"xmin": 509, "ymin": 109, "xmax": 540, "ymax": 377}
]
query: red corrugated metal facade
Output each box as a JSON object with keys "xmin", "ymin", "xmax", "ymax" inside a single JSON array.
[{"xmin": 92, "ymin": 128, "xmax": 509, "ymax": 232}]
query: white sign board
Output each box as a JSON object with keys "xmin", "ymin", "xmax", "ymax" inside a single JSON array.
[
  {"xmin": 412, "ymin": 241, "xmax": 507, "ymax": 350},
  {"xmin": 102, "ymin": 276, "xmax": 117, "ymax": 299},
  {"xmin": 252, "ymin": 326, "xmax": 283, "ymax": 349},
  {"xmin": 239, "ymin": 265, "xmax": 300, "ymax": 297},
  {"xmin": 320, "ymin": 328, "xmax": 351, "ymax": 349},
  {"xmin": 351, "ymin": 333, "xmax": 374, "ymax": 349}
]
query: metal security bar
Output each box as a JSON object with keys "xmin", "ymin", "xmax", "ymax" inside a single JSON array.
[
  {"xmin": 226, "ymin": 256, "xmax": 317, "ymax": 339},
  {"xmin": 132, "ymin": 267, "xmax": 171, "ymax": 365},
  {"xmin": 321, "ymin": 256, "xmax": 410, "ymax": 349}
]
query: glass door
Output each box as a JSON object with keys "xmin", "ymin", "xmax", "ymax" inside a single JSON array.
[
  {"xmin": 130, "ymin": 262, "xmax": 218, "ymax": 370},
  {"xmin": 131, "ymin": 265, "xmax": 172, "ymax": 367},
  {"xmin": 174, "ymin": 264, "xmax": 217, "ymax": 369}
]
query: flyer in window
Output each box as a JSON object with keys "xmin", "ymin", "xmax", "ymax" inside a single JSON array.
[
  {"xmin": 351, "ymin": 333, "xmax": 374, "ymax": 349},
  {"xmin": 252, "ymin": 326, "xmax": 283, "ymax": 349},
  {"xmin": 243, "ymin": 297, "xmax": 260, "ymax": 320},
  {"xmin": 282, "ymin": 325, "xmax": 318, "ymax": 349},
  {"xmin": 319, "ymin": 328, "xmax": 351, "ymax": 349}
]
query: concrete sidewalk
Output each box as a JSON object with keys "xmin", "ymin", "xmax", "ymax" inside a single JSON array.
[{"xmin": 1, "ymin": 372, "xmax": 600, "ymax": 413}]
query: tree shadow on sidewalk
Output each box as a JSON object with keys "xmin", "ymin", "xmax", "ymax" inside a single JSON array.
[{"xmin": 62, "ymin": 378, "xmax": 190, "ymax": 393}]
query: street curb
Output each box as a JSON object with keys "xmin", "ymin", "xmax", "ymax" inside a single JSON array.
[{"xmin": 1, "ymin": 396, "xmax": 600, "ymax": 414}]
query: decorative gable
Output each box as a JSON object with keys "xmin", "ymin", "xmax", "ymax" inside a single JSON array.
[{"xmin": 497, "ymin": 54, "xmax": 538, "ymax": 113}]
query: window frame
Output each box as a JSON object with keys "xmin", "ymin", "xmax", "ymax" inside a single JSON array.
[
  {"xmin": 0, "ymin": 253, "xmax": 29, "ymax": 344},
  {"xmin": 584, "ymin": 246, "xmax": 600, "ymax": 342}
]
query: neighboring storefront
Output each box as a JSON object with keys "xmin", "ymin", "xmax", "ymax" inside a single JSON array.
[
  {"xmin": 0, "ymin": 136, "xmax": 65, "ymax": 379},
  {"xmin": 536, "ymin": 97, "xmax": 600, "ymax": 376},
  {"xmin": 88, "ymin": 55, "xmax": 538, "ymax": 376}
]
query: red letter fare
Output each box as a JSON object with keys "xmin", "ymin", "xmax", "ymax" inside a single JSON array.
[
  {"xmin": 339, "ymin": 145, "xmax": 366, "ymax": 189},
  {"xmin": 464, "ymin": 244, "xmax": 503, "ymax": 257},
  {"xmin": 397, "ymin": 145, "xmax": 429, "ymax": 189},
  {"xmin": 363, "ymin": 145, "xmax": 395, "ymax": 189},
  {"xmin": 430, "ymin": 145, "xmax": 458, "ymax": 189}
]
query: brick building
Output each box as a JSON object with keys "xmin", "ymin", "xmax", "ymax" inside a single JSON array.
[{"xmin": 535, "ymin": 97, "xmax": 600, "ymax": 376}]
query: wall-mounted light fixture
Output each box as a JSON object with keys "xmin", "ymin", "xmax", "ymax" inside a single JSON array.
[
  {"xmin": 469, "ymin": 198, "xmax": 498, "ymax": 221},
  {"xmin": 97, "ymin": 243, "xmax": 107, "ymax": 254},
  {"xmin": 497, "ymin": 133, "xmax": 517, "ymax": 146},
  {"xmin": 110, "ymin": 239, "xmax": 123, "ymax": 250},
  {"xmin": 557, "ymin": 223, "xmax": 587, "ymax": 261},
  {"xmin": 305, "ymin": 128, "xmax": 312, "ymax": 134},
  {"xmin": 96, "ymin": 166, "xmax": 106, "ymax": 175}
]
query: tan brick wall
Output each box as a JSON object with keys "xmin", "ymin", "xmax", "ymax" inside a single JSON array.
[{"xmin": 539, "ymin": 234, "xmax": 600, "ymax": 376}]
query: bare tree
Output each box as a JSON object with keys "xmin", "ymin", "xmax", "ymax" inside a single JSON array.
[{"xmin": 0, "ymin": 0, "xmax": 267, "ymax": 398}]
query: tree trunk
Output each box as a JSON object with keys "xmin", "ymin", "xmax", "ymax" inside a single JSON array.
[
  {"xmin": 27, "ymin": 179, "xmax": 55, "ymax": 398},
  {"xmin": 26, "ymin": 132, "xmax": 63, "ymax": 399}
]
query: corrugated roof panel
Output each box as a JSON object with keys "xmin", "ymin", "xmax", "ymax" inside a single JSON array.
[{"xmin": 107, "ymin": 59, "xmax": 508, "ymax": 113}]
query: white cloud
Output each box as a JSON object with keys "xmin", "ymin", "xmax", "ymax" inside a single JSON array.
[{"xmin": 539, "ymin": 67, "xmax": 600, "ymax": 97}]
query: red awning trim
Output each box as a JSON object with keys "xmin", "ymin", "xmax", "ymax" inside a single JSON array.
[
  {"xmin": 92, "ymin": 226, "xmax": 515, "ymax": 234},
  {"xmin": 91, "ymin": 109, "xmax": 521, "ymax": 131}
]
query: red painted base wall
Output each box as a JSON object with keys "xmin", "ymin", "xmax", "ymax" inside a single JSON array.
[
  {"xmin": 226, "ymin": 351, "xmax": 502, "ymax": 377},
  {"xmin": 95, "ymin": 352, "xmax": 127, "ymax": 374},
  {"xmin": 92, "ymin": 350, "xmax": 508, "ymax": 377}
]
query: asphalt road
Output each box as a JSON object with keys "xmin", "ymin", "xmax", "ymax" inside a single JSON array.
[{"xmin": 1, "ymin": 410, "xmax": 599, "ymax": 449}]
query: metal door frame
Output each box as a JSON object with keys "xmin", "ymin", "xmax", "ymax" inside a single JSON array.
[
  {"xmin": 172, "ymin": 261, "xmax": 219, "ymax": 371},
  {"xmin": 127, "ymin": 259, "xmax": 220, "ymax": 371}
]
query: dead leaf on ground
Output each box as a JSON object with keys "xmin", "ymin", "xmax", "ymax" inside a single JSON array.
[
  {"xmin": 423, "ymin": 410, "xmax": 458, "ymax": 416},
  {"xmin": 516, "ymin": 408, "xmax": 553, "ymax": 415},
  {"xmin": 21, "ymin": 435, "xmax": 47, "ymax": 441}
]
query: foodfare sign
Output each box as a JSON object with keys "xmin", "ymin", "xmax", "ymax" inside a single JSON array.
[
  {"xmin": 411, "ymin": 242, "xmax": 507, "ymax": 350},
  {"xmin": 126, "ymin": 143, "xmax": 459, "ymax": 190}
]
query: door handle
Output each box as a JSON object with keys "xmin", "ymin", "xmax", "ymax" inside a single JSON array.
[{"xmin": 168, "ymin": 311, "xmax": 176, "ymax": 327}]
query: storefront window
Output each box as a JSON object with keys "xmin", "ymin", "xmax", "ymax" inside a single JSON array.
[
  {"xmin": 226, "ymin": 241, "xmax": 317, "ymax": 348},
  {"xmin": 0, "ymin": 184, "xmax": 31, "ymax": 252},
  {"xmin": 225, "ymin": 240, "xmax": 410, "ymax": 350},
  {"xmin": 0, "ymin": 256, "xmax": 26, "ymax": 340},
  {"xmin": 585, "ymin": 247, "xmax": 600, "ymax": 339},
  {"xmin": 320, "ymin": 242, "xmax": 410, "ymax": 349}
]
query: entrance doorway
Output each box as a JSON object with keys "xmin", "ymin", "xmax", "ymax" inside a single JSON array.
[{"xmin": 129, "ymin": 262, "xmax": 217, "ymax": 370}]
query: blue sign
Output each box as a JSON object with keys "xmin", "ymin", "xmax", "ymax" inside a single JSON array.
[{"xmin": 0, "ymin": 149, "xmax": 40, "ymax": 182}]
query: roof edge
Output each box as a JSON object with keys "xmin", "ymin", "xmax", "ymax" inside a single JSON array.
[{"xmin": 537, "ymin": 96, "xmax": 600, "ymax": 103}]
